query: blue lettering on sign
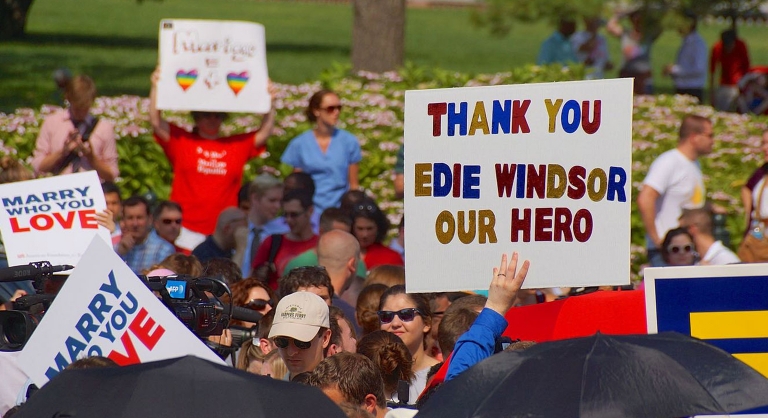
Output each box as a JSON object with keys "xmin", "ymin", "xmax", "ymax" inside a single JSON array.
[{"xmin": 166, "ymin": 280, "xmax": 186, "ymax": 299}]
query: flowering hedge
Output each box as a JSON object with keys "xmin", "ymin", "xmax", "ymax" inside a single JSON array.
[{"xmin": 2, "ymin": 63, "xmax": 765, "ymax": 280}]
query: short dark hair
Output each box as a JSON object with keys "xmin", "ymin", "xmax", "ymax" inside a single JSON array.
[
  {"xmin": 438, "ymin": 308, "xmax": 479, "ymax": 356},
  {"xmin": 319, "ymin": 207, "xmax": 352, "ymax": 233},
  {"xmin": 279, "ymin": 266, "xmax": 334, "ymax": 300},
  {"xmin": 679, "ymin": 114, "xmax": 711, "ymax": 142},
  {"xmin": 123, "ymin": 195, "xmax": 150, "ymax": 215},
  {"xmin": 285, "ymin": 171, "xmax": 316, "ymax": 197},
  {"xmin": 203, "ymin": 258, "xmax": 243, "ymax": 287},
  {"xmin": 152, "ymin": 200, "xmax": 182, "ymax": 220},
  {"xmin": 101, "ymin": 181, "xmax": 121, "ymax": 200},
  {"xmin": 308, "ymin": 352, "xmax": 387, "ymax": 409},
  {"xmin": 305, "ymin": 89, "xmax": 337, "ymax": 123},
  {"xmin": 66, "ymin": 356, "xmax": 118, "ymax": 370},
  {"xmin": 282, "ymin": 189, "xmax": 314, "ymax": 210}
]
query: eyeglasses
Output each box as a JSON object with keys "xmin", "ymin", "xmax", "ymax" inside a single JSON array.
[
  {"xmin": 161, "ymin": 218, "xmax": 182, "ymax": 225},
  {"xmin": 377, "ymin": 308, "xmax": 423, "ymax": 324},
  {"xmin": 354, "ymin": 203, "xmax": 378, "ymax": 213},
  {"xmin": 284, "ymin": 210, "xmax": 305, "ymax": 219},
  {"xmin": 320, "ymin": 105, "xmax": 343, "ymax": 113},
  {"xmin": 245, "ymin": 298, "xmax": 273, "ymax": 311},
  {"xmin": 667, "ymin": 244, "xmax": 694, "ymax": 254},
  {"xmin": 273, "ymin": 336, "xmax": 313, "ymax": 350}
]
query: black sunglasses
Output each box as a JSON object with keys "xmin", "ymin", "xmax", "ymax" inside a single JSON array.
[
  {"xmin": 273, "ymin": 336, "xmax": 312, "ymax": 350},
  {"xmin": 320, "ymin": 105, "xmax": 343, "ymax": 112},
  {"xmin": 245, "ymin": 298, "xmax": 273, "ymax": 311},
  {"xmin": 377, "ymin": 308, "xmax": 423, "ymax": 324},
  {"xmin": 161, "ymin": 218, "xmax": 182, "ymax": 225},
  {"xmin": 668, "ymin": 244, "xmax": 693, "ymax": 254}
]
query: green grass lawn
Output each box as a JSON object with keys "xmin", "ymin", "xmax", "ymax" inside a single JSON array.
[{"xmin": 1, "ymin": 0, "xmax": 767, "ymax": 112}]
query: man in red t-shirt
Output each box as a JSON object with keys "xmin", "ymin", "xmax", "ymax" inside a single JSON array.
[
  {"xmin": 709, "ymin": 29, "xmax": 750, "ymax": 111},
  {"xmin": 148, "ymin": 67, "xmax": 276, "ymax": 252},
  {"xmin": 253, "ymin": 189, "xmax": 319, "ymax": 289}
]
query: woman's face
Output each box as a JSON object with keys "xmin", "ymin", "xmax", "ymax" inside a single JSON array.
[
  {"xmin": 353, "ymin": 217, "xmax": 378, "ymax": 249},
  {"xmin": 380, "ymin": 293, "xmax": 429, "ymax": 355},
  {"xmin": 313, "ymin": 93, "xmax": 341, "ymax": 128},
  {"xmin": 761, "ymin": 131, "xmax": 768, "ymax": 162},
  {"xmin": 666, "ymin": 234, "xmax": 695, "ymax": 266}
]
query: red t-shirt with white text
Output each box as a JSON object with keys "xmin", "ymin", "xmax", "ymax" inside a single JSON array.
[{"xmin": 156, "ymin": 125, "xmax": 265, "ymax": 235}]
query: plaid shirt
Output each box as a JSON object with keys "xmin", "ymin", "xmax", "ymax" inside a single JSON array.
[{"xmin": 119, "ymin": 230, "xmax": 175, "ymax": 274}]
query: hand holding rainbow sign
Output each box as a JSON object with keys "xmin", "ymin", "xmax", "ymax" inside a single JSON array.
[
  {"xmin": 404, "ymin": 79, "xmax": 633, "ymax": 293},
  {"xmin": 156, "ymin": 19, "xmax": 270, "ymax": 113}
]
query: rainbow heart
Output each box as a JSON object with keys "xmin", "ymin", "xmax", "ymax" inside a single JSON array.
[
  {"xmin": 226, "ymin": 71, "xmax": 249, "ymax": 96},
  {"xmin": 176, "ymin": 69, "xmax": 198, "ymax": 91}
]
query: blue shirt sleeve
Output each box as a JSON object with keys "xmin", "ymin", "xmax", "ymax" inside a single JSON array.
[
  {"xmin": 348, "ymin": 134, "xmax": 362, "ymax": 164},
  {"xmin": 445, "ymin": 308, "xmax": 508, "ymax": 381}
]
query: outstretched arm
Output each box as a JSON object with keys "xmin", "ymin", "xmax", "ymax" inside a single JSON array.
[
  {"xmin": 253, "ymin": 81, "xmax": 277, "ymax": 148},
  {"xmin": 149, "ymin": 66, "xmax": 171, "ymax": 142},
  {"xmin": 446, "ymin": 252, "xmax": 530, "ymax": 381}
]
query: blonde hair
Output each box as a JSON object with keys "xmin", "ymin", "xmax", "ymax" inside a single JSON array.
[
  {"xmin": 262, "ymin": 349, "xmax": 288, "ymax": 379},
  {"xmin": 236, "ymin": 339, "xmax": 267, "ymax": 373},
  {"xmin": 0, "ymin": 156, "xmax": 34, "ymax": 184},
  {"xmin": 65, "ymin": 75, "xmax": 97, "ymax": 110}
]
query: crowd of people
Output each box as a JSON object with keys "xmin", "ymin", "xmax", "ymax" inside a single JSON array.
[
  {"xmin": 1, "ymin": 22, "xmax": 767, "ymax": 416},
  {"xmin": 537, "ymin": 7, "xmax": 758, "ymax": 113}
]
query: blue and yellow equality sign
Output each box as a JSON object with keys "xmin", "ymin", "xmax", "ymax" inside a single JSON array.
[{"xmin": 645, "ymin": 264, "xmax": 768, "ymax": 415}]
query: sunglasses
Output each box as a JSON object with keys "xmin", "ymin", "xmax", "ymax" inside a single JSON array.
[
  {"xmin": 245, "ymin": 298, "xmax": 273, "ymax": 311},
  {"xmin": 284, "ymin": 210, "xmax": 305, "ymax": 219},
  {"xmin": 355, "ymin": 203, "xmax": 378, "ymax": 213},
  {"xmin": 273, "ymin": 336, "xmax": 312, "ymax": 350},
  {"xmin": 377, "ymin": 308, "xmax": 423, "ymax": 324},
  {"xmin": 320, "ymin": 105, "xmax": 343, "ymax": 113},
  {"xmin": 161, "ymin": 218, "xmax": 182, "ymax": 225},
  {"xmin": 667, "ymin": 244, "xmax": 694, "ymax": 254}
]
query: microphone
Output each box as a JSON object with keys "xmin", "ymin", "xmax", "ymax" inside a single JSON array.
[
  {"xmin": 0, "ymin": 264, "xmax": 74, "ymax": 283},
  {"xmin": 221, "ymin": 303, "xmax": 263, "ymax": 324}
]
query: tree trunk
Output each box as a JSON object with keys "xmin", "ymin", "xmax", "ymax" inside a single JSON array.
[
  {"xmin": 351, "ymin": 0, "xmax": 406, "ymax": 73},
  {"xmin": 0, "ymin": 0, "xmax": 34, "ymax": 39}
]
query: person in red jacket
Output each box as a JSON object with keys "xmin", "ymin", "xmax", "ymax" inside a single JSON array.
[{"xmin": 709, "ymin": 28, "xmax": 750, "ymax": 111}]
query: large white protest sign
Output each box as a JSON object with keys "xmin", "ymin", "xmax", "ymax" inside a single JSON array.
[
  {"xmin": 156, "ymin": 19, "xmax": 270, "ymax": 113},
  {"xmin": 645, "ymin": 264, "xmax": 768, "ymax": 417},
  {"xmin": 18, "ymin": 238, "xmax": 224, "ymax": 386},
  {"xmin": 0, "ymin": 171, "xmax": 110, "ymax": 267},
  {"xmin": 404, "ymin": 79, "xmax": 633, "ymax": 292}
]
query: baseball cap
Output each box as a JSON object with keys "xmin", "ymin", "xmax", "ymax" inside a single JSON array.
[{"xmin": 268, "ymin": 291, "xmax": 330, "ymax": 342}]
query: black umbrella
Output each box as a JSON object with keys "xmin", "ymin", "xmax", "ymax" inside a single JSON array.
[
  {"xmin": 418, "ymin": 332, "xmax": 768, "ymax": 418},
  {"xmin": 14, "ymin": 355, "xmax": 345, "ymax": 418}
]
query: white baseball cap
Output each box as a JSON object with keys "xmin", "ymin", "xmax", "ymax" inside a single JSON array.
[{"xmin": 268, "ymin": 291, "xmax": 330, "ymax": 342}]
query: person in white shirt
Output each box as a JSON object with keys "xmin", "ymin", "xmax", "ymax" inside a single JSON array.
[
  {"xmin": 637, "ymin": 115, "xmax": 714, "ymax": 266},
  {"xmin": 679, "ymin": 207, "xmax": 740, "ymax": 265}
]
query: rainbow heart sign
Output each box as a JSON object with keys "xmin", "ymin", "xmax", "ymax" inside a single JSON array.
[
  {"xmin": 175, "ymin": 69, "xmax": 198, "ymax": 91},
  {"xmin": 226, "ymin": 71, "xmax": 249, "ymax": 96}
]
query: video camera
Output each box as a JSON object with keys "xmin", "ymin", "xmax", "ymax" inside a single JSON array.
[{"xmin": 0, "ymin": 262, "xmax": 261, "ymax": 352}]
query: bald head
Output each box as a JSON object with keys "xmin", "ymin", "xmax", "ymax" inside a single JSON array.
[{"xmin": 317, "ymin": 230, "xmax": 360, "ymax": 272}]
